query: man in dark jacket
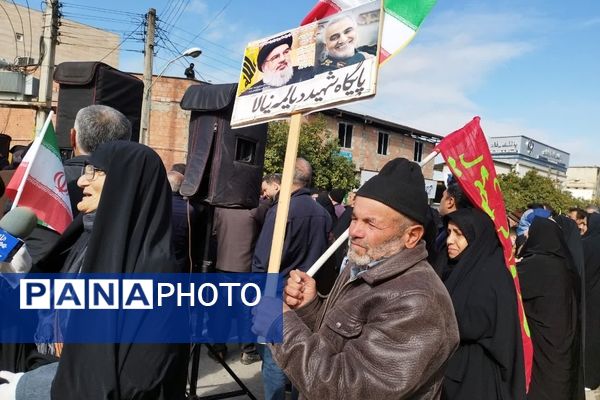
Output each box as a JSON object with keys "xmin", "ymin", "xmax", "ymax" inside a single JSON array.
[
  {"xmin": 168, "ymin": 170, "xmax": 198, "ymax": 271},
  {"xmin": 252, "ymin": 158, "xmax": 331, "ymax": 276},
  {"xmin": 252, "ymin": 158, "xmax": 331, "ymax": 400},
  {"xmin": 257, "ymin": 158, "xmax": 459, "ymax": 399}
]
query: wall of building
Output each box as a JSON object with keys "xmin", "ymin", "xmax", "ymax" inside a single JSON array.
[
  {"xmin": 0, "ymin": 3, "xmax": 119, "ymax": 68},
  {"xmin": 130, "ymin": 74, "xmax": 197, "ymax": 169},
  {"xmin": 1, "ymin": 3, "xmax": 119, "ymax": 152},
  {"xmin": 565, "ymin": 166, "xmax": 600, "ymax": 201},
  {"xmin": 318, "ymin": 114, "xmax": 436, "ymax": 179}
]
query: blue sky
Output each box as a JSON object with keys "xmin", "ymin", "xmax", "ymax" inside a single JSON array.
[{"xmin": 15, "ymin": 0, "xmax": 600, "ymax": 166}]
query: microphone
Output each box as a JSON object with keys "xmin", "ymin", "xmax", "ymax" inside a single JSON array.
[{"xmin": 0, "ymin": 207, "xmax": 37, "ymax": 262}]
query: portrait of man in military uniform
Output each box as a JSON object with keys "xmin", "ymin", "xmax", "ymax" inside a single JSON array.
[
  {"xmin": 315, "ymin": 13, "xmax": 377, "ymax": 75},
  {"xmin": 241, "ymin": 32, "xmax": 314, "ymax": 96}
]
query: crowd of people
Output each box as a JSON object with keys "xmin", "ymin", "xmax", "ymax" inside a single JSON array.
[{"xmin": 0, "ymin": 104, "xmax": 598, "ymax": 400}]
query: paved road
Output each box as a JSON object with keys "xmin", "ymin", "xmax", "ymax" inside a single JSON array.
[
  {"xmin": 190, "ymin": 344, "xmax": 265, "ymax": 399},
  {"xmin": 189, "ymin": 348, "xmax": 600, "ymax": 400}
]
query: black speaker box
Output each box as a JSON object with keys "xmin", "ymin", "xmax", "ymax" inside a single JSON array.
[
  {"xmin": 53, "ymin": 62, "xmax": 143, "ymax": 150},
  {"xmin": 180, "ymin": 83, "xmax": 267, "ymax": 209}
]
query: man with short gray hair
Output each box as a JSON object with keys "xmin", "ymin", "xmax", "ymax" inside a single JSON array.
[
  {"xmin": 65, "ymin": 105, "xmax": 131, "ymax": 215},
  {"xmin": 70, "ymin": 105, "xmax": 131, "ymax": 155}
]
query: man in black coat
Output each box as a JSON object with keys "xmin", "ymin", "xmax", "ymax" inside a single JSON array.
[{"xmin": 252, "ymin": 158, "xmax": 331, "ymax": 400}]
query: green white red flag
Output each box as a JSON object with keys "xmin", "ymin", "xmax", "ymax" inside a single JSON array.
[
  {"xmin": 300, "ymin": 0, "xmax": 437, "ymax": 65},
  {"xmin": 434, "ymin": 117, "xmax": 533, "ymax": 389},
  {"xmin": 6, "ymin": 112, "xmax": 73, "ymax": 233}
]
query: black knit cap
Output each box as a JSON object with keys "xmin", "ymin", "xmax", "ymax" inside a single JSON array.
[
  {"xmin": 357, "ymin": 158, "xmax": 428, "ymax": 224},
  {"xmin": 257, "ymin": 33, "xmax": 293, "ymax": 72}
]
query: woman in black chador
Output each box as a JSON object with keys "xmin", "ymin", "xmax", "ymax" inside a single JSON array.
[
  {"xmin": 583, "ymin": 212, "xmax": 600, "ymax": 390},
  {"xmin": 440, "ymin": 208, "xmax": 526, "ymax": 400},
  {"xmin": 517, "ymin": 217, "xmax": 584, "ymax": 400},
  {"xmin": 7, "ymin": 141, "xmax": 188, "ymax": 400}
]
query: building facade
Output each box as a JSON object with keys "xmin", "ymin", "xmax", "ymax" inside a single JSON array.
[
  {"xmin": 489, "ymin": 135, "xmax": 570, "ymax": 184},
  {"xmin": 565, "ymin": 166, "xmax": 600, "ymax": 201},
  {"xmin": 316, "ymin": 108, "xmax": 440, "ymax": 181},
  {"xmin": 0, "ymin": 2, "xmax": 119, "ymax": 152}
]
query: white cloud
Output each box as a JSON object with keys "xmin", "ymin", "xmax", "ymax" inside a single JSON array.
[
  {"xmin": 580, "ymin": 17, "xmax": 600, "ymax": 29},
  {"xmin": 345, "ymin": 9, "xmax": 577, "ymax": 159},
  {"xmin": 186, "ymin": 0, "xmax": 209, "ymax": 15}
]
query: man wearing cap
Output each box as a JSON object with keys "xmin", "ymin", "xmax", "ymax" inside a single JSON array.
[
  {"xmin": 257, "ymin": 157, "xmax": 459, "ymax": 399},
  {"xmin": 242, "ymin": 32, "xmax": 313, "ymax": 96}
]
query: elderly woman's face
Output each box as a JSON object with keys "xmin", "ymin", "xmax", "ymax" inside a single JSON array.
[
  {"xmin": 77, "ymin": 164, "xmax": 106, "ymax": 214},
  {"xmin": 446, "ymin": 221, "xmax": 469, "ymax": 259}
]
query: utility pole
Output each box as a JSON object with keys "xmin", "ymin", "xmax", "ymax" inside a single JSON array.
[
  {"xmin": 35, "ymin": 0, "xmax": 59, "ymax": 133},
  {"xmin": 139, "ymin": 8, "xmax": 156, "ymax": 145}
]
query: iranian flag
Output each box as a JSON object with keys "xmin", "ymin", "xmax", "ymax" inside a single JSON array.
[
  {"xmin": 6, "ymin": 112, "xmax": 73, "ymax": 233},
  {"xmin": 301, "ymin": 0, "xmax": 437, "ymax": 65}
]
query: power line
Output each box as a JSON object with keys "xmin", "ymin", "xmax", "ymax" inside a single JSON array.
[
  {"xmin": 60, "ymin": 42, "xmax": 142, "ymax": 52},
  {"xmin": 59, "ymin": 29, "xmax": 142, "ymax": 40},
  {"xmin": 156, "ymin": 38, "xmax": 238, "ymax": 83},
  {"xmin": 157, "ymin": 19, "xmax": 240, "ymax": 59},
  {"xmin": 154, "ymin": 34, "xmax": 213, "ymax": 82},
  {"xmin": 0, "ymin": 1, "xmax": 20, "ymax": 59},
  {"xmin": 160, "ymin": 0, "xmax": 180, "ymax": 28},
  {"xmin": 98, "ymin": 20, "xmax": 144, "ymax": 63},
  {"xmin": 155, "ymin": 25, "xmax": 241, "ymax": 69},
  {"xmin": 10, "ymin": 0, "xmax": 27, "ymax": 57},
  {"xmin": 60, "ymin": 21, "xmax": 133, "ymax": 34},
  {"xmin": 155, "ymin": 37, "xmax": 242, "ymax": 76},
  {"xmin": 162, "ymin": 0, "xmax": 190, "ymax": 38},
  {"xmin": 61, "ymin": 12, "xmax": 141, "ymax": 25},
  {"xmin": 182, "ymin": 0, "xmax": 232, "ymax": 50},
  {"xmin": 160, "ymin": 0, "xmax": 175, "ymax": 20},
  {"xmin": 155, "ymin": 26, "xmax": 241, "ymax": 75},
  {"xmin": 23, "ymin": 0, "xmax": 33, "ymax": 58},
  {"xmin": 60, "ymin": 2, "xmax": 141, "ymax": 17}
]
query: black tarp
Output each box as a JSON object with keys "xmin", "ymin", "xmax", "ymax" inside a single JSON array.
[
  {"xmin": 53, "ymin": 62, "xmax": 143, "ymax": 150},
  {"xmin": 180, "ymin": 83, "xmax": 267, "ymax": 209}
]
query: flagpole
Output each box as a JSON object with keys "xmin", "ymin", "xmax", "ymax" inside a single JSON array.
[
  {"xmin": 306, "ymin": 150, "xmax": 439, "ymax": 277},
  {"xmin": 11, "ymin": 111, "xmax": 55, "ymax": 209}
]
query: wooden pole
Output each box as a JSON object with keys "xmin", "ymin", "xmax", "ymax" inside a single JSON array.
[
  {"xmin": 257, "ymin": 113, "xmax": 302, "ymax": 343},
  {"xmin": 267, "ymin": 113, "xmax": 303, "ymax": 274}
]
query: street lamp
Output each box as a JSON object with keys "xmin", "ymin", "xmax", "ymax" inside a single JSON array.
[{"xmin": 139, "ymin": 47, "xmax": 202, "ymax": 145}]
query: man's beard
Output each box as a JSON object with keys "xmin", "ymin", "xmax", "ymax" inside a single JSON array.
[
  {"xmin": 347, "ymin": 235, "xmax": 405, "ymax": 266},
  {"xmin": 262, "ymin": 65, "xmax": 294, "ymax": 87}
]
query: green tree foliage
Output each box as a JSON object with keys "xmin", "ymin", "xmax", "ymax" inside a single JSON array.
[
  {"xmin": 497, "ymin": 170, "xmax": 586, "ymax": 213},
  {"xmin": 264, "ymin": 116, "xmax": 359, "ymax": 190}
]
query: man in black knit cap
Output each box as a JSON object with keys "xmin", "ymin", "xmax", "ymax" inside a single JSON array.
[{"xmin": 261, "ymin": 157, "xmax": 459, "ymax": 399}]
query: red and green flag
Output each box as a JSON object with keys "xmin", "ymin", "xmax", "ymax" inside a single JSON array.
[
  {"xmin": 434, "ymin": 117, "xmax": 533, "ymax": 389},
  {"xmin": 6, "ymin": 113, "xmax": 72, "ymax": 233}
]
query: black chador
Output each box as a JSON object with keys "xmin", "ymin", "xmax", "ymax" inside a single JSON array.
[{"xmin": 440, "ymin": 209, "xmax": 526, "ymax": 400}]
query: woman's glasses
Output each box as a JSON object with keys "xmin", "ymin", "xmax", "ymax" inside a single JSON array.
[{"xmin": 82, "ymin": 164, "xmax": 105, "ymax": 181}]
